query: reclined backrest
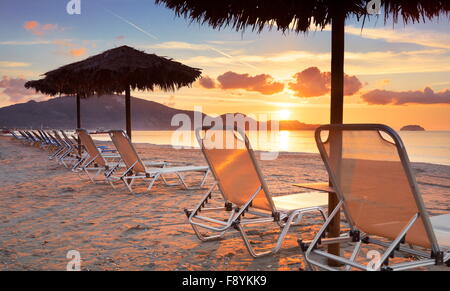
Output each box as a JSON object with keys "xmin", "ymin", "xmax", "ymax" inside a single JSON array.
[
  {"xmin": 38, "ymin": 130, "xmax": 49, "ymax": 143},
  {"xmin": 25, "ymin": 131, "xmax": 37, "ymax": 142},
  {"xmin": 19, "ymin": 131, "xmax": 29, "ymax": 140},
  {"xmin": 60, "ymin": 130, "xmax": 75, "ymax": 146},
  {"xmin": 32, "ymin": 131, "xmax": 43, "ymax": 142},
  {"xmin": 196, "ymin": 126, "xmax": 274, "ymax": 212},
  {"xmin": 76, "ymin": 129, "xmax": 106, "ymax": 167},
  {"xmin": 45, "ymin": 131, "xmax": 60, "ymax": 145},
  {"xmin": 109, "ymin": 130, "xmax": 146, "ymax": 173}
]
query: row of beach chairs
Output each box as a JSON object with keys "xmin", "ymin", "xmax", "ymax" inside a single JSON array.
[
  {"xmin": 7, "ymin": 124, "xmax": 450, "ymax": 271},
  {"xmin": 10, "ymin": 128, "xmax": 210, "ymax": 192}
]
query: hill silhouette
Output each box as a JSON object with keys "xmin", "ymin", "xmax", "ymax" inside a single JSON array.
[{"xmin": 0, "ymin": 95, "xmax": 320, "ymax": 131}]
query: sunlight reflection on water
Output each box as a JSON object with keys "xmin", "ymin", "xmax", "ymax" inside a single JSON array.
[{"xmin": 92, "ymin": 130, "xmax": 450, "ymax": 166}]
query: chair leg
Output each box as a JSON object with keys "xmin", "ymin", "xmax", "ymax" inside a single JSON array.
[
  {"xmin": 84, "ymin": 168, "xmax": 102, "ymax": 184},
  {"xmin": 146, "ymin": 174, "xmax": 161, "ymax": 192},
  {"xmin": 191, "ymin": 224, "xmax": 228, "ymax": 242},
  {"xmin": 236, "ymin": 223, "xmax": 273, "ymax": 258},
  {"xmin": 187, "ymin": 183, "xmax": 232, "ymax": 241},
  {"xmin": 161, "ymin": 173, "xmax": 182, "ymax": 186},
  {"xmin": 345, "ymin": 241, "xmax": 362, "ymax": 271},
  {"xmin": 237, "ymin": 207, "xmax": 328, "ymax": 258},
  {"xmin": 122, "ymin": 177, "xmax": 135, "ymax": 193},
  {"xmin": 177, "ymin": 170, "xmax": 210, "ymax": 190},
  {"xmin": 71, "ymin": 156, "xmax": 85, "ymax": 172}
]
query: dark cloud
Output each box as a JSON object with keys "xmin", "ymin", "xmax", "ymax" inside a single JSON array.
[
  {"xmin": 361, "ymin": 87, "xmax": 450, "ymax": 105},
  {"xmin": 344, "ymin": 75, "xmax": 364, "ymax": 96},
  {"xmin": 288, "ymin": 67, "xmax": 363, "ymax": 98},
  {"xmin": 0, "ymin": 76, "xmax": 43, "ymax": 102},
  {"xmin": 198, "ymin": 76, "xmax": 216, "ymax": 89},
  {"xmin": 216, "ymin": 71, "xmax": 284, "ymax": 95}
]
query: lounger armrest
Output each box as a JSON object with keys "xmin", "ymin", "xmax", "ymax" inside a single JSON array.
[{"xmin": 293, "ymin": 182, "xmax": 335, "ymax": 193}]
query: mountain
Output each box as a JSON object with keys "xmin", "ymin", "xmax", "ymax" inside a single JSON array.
[
  {"xmin": 0, "ymin": 95, "xmax": 320, "ymax": 131},
  {"xmin": 0, "ymin": 95, "xmax": 202, "ymax": 130},
  {"xmin": 400, "ymin": 125, "xmax": 425, "ymax": 131}
]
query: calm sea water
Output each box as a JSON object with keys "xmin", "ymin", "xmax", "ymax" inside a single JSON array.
[{"xmin": 94, "ymin": 130, "xmax": 450, "ymax": 166}]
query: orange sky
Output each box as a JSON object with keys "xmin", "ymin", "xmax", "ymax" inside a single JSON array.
[{"xmin": 0, "ymin": 1, "xmax": 449, "ymax": 130}]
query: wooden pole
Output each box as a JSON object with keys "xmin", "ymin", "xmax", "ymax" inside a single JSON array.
[
  {"xmin": 76, "ymin": 94, "xmax": 81, "ymax": 155},
  {"xmin": 76, "ymin": 94, "xmax": 81, "ymax": 129},
  {"xmin": 328, "ymin": 5, "xmax": 345, "ymax": 263},
  {"xmin": 125, "ymin": 86, "xmax": 132, "ymax": 139}
]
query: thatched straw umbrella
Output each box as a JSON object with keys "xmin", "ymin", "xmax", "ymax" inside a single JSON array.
[
  {"xmin": 155, "ymin": 0, "xmax": 450, "ymax": 259},
  {"xmin": 25, "ymin": 78, "xmax": 82, "ymax": 128},
  {"xmin": 26, "ymin": 45, "xmax": 202, "ymax": 139}
]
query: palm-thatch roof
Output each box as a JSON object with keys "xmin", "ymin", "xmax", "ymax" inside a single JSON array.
[
  {"xmin": 155, "ymin": 0, "xmax": 450, "ymax": 33},
  {"xmin": 25, "ymin": 78, "xmax": 77, "ymax": 96},
  {"xmin": 26, "ymin": 45, "xmax": 202, "ymax": 97}
]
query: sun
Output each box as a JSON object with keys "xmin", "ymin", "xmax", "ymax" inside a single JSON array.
[{"xmin": 277, "ymin": 109, "xmax": 292, "ymax": 120}]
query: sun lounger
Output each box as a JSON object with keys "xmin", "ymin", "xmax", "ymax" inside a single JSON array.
[
  {"xmin": 19, "ymin": 130, "xmax": 33, "ymax": 144},
  {"xmin": 22, "ymin": 130, "xmax": 40, "ymax": 146},
  {"xmin": 46, "ymin": 130, "xmax": 65, "ymax": 149},
  {"xmin": 38, "ymin": 130, "xmax": 61, "ymax": 156},
  {"xmin": 108, "ymin": 130, "xmax": 209, "ymax": 193},
  {"xmin": 31, "ymin": 130, "xmax": 53, "ymax": 150},
  {"xmin": 45, "ymin": 131, "xmax": 67, "ymax": 160},
  {"xmin": 18, "ymin": 131, "xmax": 30, "ymax": 142},
  {"xmin": 57, "ymin": 130, "xmax": 84, "ymax": 168},
  {"xmin": 300, "ymin": 124, "xmax": 450, "ymax": 271},
  {"xmin": 184, "ymin": 126, "xmax": 328, "ymax": 258},
  {"xmin": 75, "ymin": 128, "xmax": 128, "ymax": 183},
  {"xmin": 10, "ymin": 130, "xmax": 28, "ymax": 143},
  {"xmin": 50, "ymin": 130, "xmax": 78, "ymax": 167}
]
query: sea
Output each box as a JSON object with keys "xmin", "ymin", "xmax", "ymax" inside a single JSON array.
[{"xmin": 93, "ymin": 130, "xmax": 450, "ymax": 166}]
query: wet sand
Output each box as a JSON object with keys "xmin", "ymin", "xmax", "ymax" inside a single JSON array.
[{"xmin": 0, "ymin": 135, "xmax": 449, "ymax": 271}]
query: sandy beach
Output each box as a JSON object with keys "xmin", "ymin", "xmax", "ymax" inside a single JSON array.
[{"xmin": 0, "ymin": 135, "xmax": 449, "ymax": 271}]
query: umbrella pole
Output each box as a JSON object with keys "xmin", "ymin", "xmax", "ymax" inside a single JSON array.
[
  {"xmin": 76, "ymin": 94, "xmax": 81, "ymax": 155},
  {"xmin": 328, "ymin": 7, "xmax": 345, "ymax": 264},
  {"xmin": 125, "ymin": 86, "xmax": 132, "ymax": 139}
]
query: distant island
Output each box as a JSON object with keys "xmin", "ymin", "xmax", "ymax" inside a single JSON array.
[
  {"xmin": 400, "ymin": 125, "xmax": 425, "ymax": 131},
  {"xmin": 0, "ymin": 95, "xmax": 319, "ymax": 131}
]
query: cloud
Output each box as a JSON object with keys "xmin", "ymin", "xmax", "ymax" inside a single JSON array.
[
  {"xmin": 23, "ymin": 21, "xmax": 58, "ymax": 36},
  {"xmin": 148, "ymin": 41, "xmax": 257, "ymax": 69},
  {"xmin": 288, "ymin": 67, "xmax": 363, "ymax": 98},
  {"xmin": 216, "ymin": 71, "xmax": 284, "ymax": 95},
  {"xmin": 0, "ymin": 62, "xmax": 31, "ymax": 68},
  {"xmin": 0, "ymin": 40, "xmax": 53, "ymax": 45},
  {"xmin": 69, "ymin": 48, "xmax": 87, "ymax": 57},
  {"xmin": 23, "ymin": 21, "xmax": 38, "ymax": 30},
  {"xmin": 345, "ymin": 26, "xmax": 450, "ymax": 50},
  {"xmin": 377, "ymin": 79, "xmax": 391, "ymax": 87},
  {"xmin": 147, "ymin": 41, "xmax": 209, "ymax": 51},
  {"xmin": 361, "ymin": 87, "xmax": 450, "ymax": 105},
  {"xmin": 344, "ymin": 74, "xmax": 364, "ymax": 96},
  {"xmin": 0, "ymin": 76, "xmax": 43, "ymax": 102},
  {"xmin": 51, "ymin": 39, "xmax": 87, "ymax": 57},
  {"xmin": 198, "ymin": 76, "xmax": 217, "ymax": 89},
  {"xmin": 180, "ymin": 45, "xmax": 450, "ymax": 76},
  {"xmin": 52, "ymin": 39, "xmax": 75, "ymax": 47},
  {"xmin": 288, "ymin": 67, "xmax": 329, "ymax": 97},
  {"xmin": 115, "ymin": 35, "xmax": 126, "ymax": 40}
]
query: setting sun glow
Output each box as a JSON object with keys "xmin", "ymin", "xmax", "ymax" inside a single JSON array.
[{"xmin": 277, "ymin": 109, "xmax": 292, "ymax": 120}]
